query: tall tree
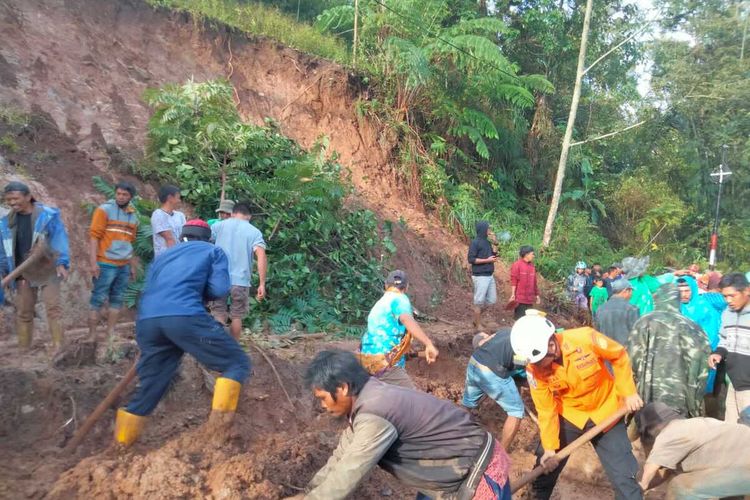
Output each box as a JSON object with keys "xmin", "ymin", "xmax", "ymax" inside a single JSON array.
[{"xmin": 541, "ymin": 0, "xmax": 593, "ymax": 247}]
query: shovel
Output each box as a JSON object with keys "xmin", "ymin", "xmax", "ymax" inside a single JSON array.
[{"xmin": 510, "ymin": 406, "xmax": 629, "ymax": 493}]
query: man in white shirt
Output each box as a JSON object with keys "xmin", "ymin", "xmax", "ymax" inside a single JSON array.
[{"xmin": 151, "ymin": 185, "xmax": 186, "ymax": 257}]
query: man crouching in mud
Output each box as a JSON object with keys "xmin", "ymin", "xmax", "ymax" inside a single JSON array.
[{"xmin": 283, "ymin": 349, "xmax": 511, "ymax": 500}]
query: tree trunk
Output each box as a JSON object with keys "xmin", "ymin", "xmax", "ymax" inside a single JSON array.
[
  {"xmin": 353, "ymin": 0, "xmax": 359, "ymax": 65},
  {"xmin": 541, "ymin": 0, "xmax": 594, "ymax": 248},
  {"xmin": 220, "ymin": 160, "xmax": 227, "ymax": 202}
]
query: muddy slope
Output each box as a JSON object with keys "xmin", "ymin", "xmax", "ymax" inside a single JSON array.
[{"xmin": 0, "ymin": 0, "xmax": 487, "ymax": 316}]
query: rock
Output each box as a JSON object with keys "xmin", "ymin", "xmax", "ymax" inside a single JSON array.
[{"xmin": 21, "ymin": 404, "xmax": 35, "ymax": 414}]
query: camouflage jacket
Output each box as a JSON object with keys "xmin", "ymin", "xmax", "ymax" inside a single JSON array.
[{"xmin": 627, "ymin": 283, "xmax": 711, "ymax": 417}]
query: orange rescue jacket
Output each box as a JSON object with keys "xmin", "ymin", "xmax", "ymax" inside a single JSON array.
[{"xmin": 527, "ymin": 327, "xmax": 637, "ymax": 451}]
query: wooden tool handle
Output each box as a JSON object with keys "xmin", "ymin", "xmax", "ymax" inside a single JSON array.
[
  {"xmin": 510, "ymin": 406, "xmax": 629, "ymax": 493},
  {"xmin": 1, "ymin": 241, "xmax": 52, "ymax": 286},
  {"xmin": 65, "ymin": 361, "xmax": 138, "ymax": 452}
]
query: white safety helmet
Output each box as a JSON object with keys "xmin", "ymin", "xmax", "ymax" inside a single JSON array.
[
  {"xmin": 575, "ymin": 261, "xmax": 587, "ymax": 270},
  {"xmin": 510, "ymin": 310, "xmax": 557, "ymax": 364}
]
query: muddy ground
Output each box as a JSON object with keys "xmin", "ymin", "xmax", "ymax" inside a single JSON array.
[{"xmin": 0, "ymin": 318, "xmax": 663, "ymax": 499}]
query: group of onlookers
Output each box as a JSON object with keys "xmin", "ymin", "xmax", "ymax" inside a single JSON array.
[
  {"xmin": 467, "ymin": 220, "xmax": 541, "ymax": 327},
  {"xmin": 0, "ymin": 179, "xmax": 267, "ymax": 350}
]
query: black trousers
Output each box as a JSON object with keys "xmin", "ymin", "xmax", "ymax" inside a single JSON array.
[
  {"xmin": 531, "ymin": 417, "xmax": 642, "ymax": 500},
  {"xmin": 514, "ymin": 303, "xmax": 533, "ymax": 320}
]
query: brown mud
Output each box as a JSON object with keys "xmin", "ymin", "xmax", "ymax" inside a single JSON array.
[{"xmin": 0, "ymin": 321, "xmax": 664, "ymax": 499}]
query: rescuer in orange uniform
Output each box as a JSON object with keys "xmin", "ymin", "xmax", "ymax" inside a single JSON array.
[{"xmin": 511, "ymin": 310, "xmax": 644, "ymax": 500}]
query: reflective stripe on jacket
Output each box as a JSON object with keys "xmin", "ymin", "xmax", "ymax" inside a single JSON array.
[{"xmin": 89, "ymin": 200, "xmax": 139, "ymax": 265}]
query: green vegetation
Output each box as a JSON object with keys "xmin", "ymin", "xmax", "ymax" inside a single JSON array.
[
  {"xmin": 138, "ymin": 79, "xmax": 392, "ymax": 334},
  {"xmin": 145, "ymin": 0, "xmax": 749, "ymax": 278},
  {"xmin": 0, "ymin": 133, "xmax": 19, "ymax": 153},
  {"xmin": 146, "ymin": 0, "xmax": 349, "ymax": 62}
]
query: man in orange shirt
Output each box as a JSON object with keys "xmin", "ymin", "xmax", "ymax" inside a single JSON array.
[
  {"xmin": 511, "ymin": 310, "xmax": 644, "ymax": 500},
  {"xmin": 88, "ymin": 181, "xmax": 139, "ymax": 341}
]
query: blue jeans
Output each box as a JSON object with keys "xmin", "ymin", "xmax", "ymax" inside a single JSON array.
[
  {"xmin": 90, "ymin": 263, "xmax": 130, "ymax": 309},
  {"xmin": 126, "ymin": 315, "xmax": 251, "ymax": 416},
  {"xmin": 462, "ymin": 359, "xmax": 525, "ymax": 418}
]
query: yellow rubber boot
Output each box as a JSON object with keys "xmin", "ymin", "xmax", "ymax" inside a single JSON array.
[
  {"xmin": 17, "ymin": 321, "xmax": 33, "ymax": 349},
  {"xmin": 212, "ymin": 377, "xmax": 241, "ymax": 412},
  {"xmin": 48, "ymin": 319, "xmax": 64, "ymax": 349},
  {"xmin": 207, "ymin": 378, "xmax": 241, "ymax": 443},
  {"xmin": 114, "ymin": 408, "xmax": 146, "ymax": 446}
]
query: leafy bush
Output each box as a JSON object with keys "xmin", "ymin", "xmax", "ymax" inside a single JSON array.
[
  {"xmin": 139, "ymin": 79, "xmax": 393, "ymax": 333},
  {"xmin": 418, "ymin": 161, "xmax": 449, "ymax": 209},
  {"xmin": 604, "ymin": 172, "xmax": 688, "ymax": 251}
]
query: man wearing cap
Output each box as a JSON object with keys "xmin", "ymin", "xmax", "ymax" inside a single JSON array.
[
  {"xmin": 566, "ymin": 262, "xmax": 589, "ymax": 310},
  {"xmin": 208, "ymin": 199, "xmax": 234, "ymax": 226},
  {"xmin": 88, "ymin": 181, "xmax": 140, "ymax": 342},
  {"xmin": 210, "ymin": 202, "xmax": 267, "ymax": 340},
  {"xmin": 594, "ymin": 279, "xmax": 639, "ymax": 346},
  {"xmin": 358, "ymin": 270, "xmax": 439, "ymax": 389},
  {"xmin": 637, "ymin": 401, "xmax": 750, "ymax": 498},
  {"xmin": 113, "ymin": 219, "xmax": 250, "ymax": 447},
  {"xmin": 511, "ymin": 310, "xmax": 644, "ymax": 499},
  {"xmin": 462, "ymin": 328, "xmax": 525, "ymax": 449},
  {"xmin": 0, "ymin": 181, "xmax": 70, "ymax": 349}
]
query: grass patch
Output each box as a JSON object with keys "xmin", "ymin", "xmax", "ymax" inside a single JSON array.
[
  {"xmin": 0, "ymin": 134, "xmax": 19, "ymax": 153},
  {"xmin": 0, "ymin": 106, "xmax": 29, "ymax": 128},
  {"xmin": 147, "ymin": 0, "xmax": 349, "ymax": 63}
]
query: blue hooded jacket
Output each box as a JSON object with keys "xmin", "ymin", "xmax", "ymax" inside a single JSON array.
[
  {"xmin": 679, "ymin": 276, "xmax": 721, "ymax": 348},
  {"xmin": 137, "ymin": 241, "xmax": 230, "ymax": 320},
  {"xmin": 679, "ymin": 276, "xmax": 722, "ymax": 393},
  {"xmin": 0, "ymin": 202, "xmax": 70, "ymax": 280}
]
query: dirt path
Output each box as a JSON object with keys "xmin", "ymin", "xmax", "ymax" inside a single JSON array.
[{"xmin": 0, "ymin": 319, "xmax": 664, "ymax": 499}]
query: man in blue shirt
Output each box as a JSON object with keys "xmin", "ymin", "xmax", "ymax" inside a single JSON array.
[
  {"xmin": 211, "ymin": 202, "xmax": 267, "ymax": 340},
  {"xmin": 358, "ymin": 270, "xmax": 439, "ymax": 389},
  {"xmin": 114, "ymin": 219, "xmax": 251, "ymax": 447}
]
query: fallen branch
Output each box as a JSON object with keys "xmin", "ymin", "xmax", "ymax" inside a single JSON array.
[
  {"xmin": 570, "ymin": 120, "xmax": 647, "ymax": 147},
  {"xmin": 270, "ymin": 332, "xmax": 328, "ymax": 341},
  {"xmin": 434, "ymin": 317, "xmax": 463, "ymax": 327},
  {"xmin": 582, "ymin": 23, "xmax": 651, "ymax": 76},
  {"xmin": 65, "ymin": 321, "xmax": 135, "ymax": 337},
  {"xmin": 58, "ymin": 395, "xmax": 77, "ymax": 432},
  {"xmin": 250, "ymin": 342, "xmax": 296, "ymax": 410},
  {"xmin": 637, "ymin": 223, "xmax": 668, "ymax": 257},
  {"xmin": 280, "ymin": 73, "xmax": 328, "ymax": 114},
  {"xmin": 281, "ymin": 483, "xmax": 305, "ymax": 492}
]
